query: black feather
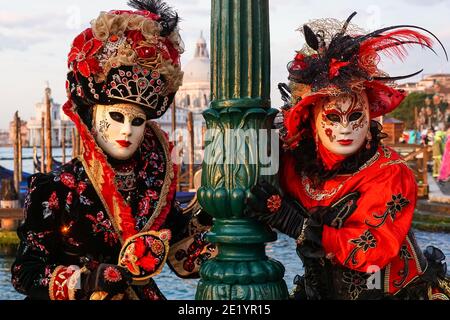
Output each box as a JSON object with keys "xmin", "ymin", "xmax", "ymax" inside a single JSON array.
[
  {"xmin": 340, "ymin": 11, "xmax": 357, "ymax": 35},
  {"xmin": 304, "ymin": 25, "xmax": 319, "ymax": 51},
  {"xmin": 128, "ymin": 0, "xmax": 179, "ymax": 36},
  {"xmin": 356, "ymin": 25, "xmax": 448, "ymax": 61},
  {"xmin": 278, "ymin": 83, "xmax": 292, "ymax": 109},
  {"xmin": 374, "ymin": 69, "xmax": 424, "ymax": 81}
]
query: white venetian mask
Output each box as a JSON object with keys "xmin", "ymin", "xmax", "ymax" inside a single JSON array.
[
  {"xmin": 314, "ymin": 92, "xmax": 370, "ymax": 157},
  {"xmin": 93, "ymin": 103, "xmax": 147, "ymax": 161}
]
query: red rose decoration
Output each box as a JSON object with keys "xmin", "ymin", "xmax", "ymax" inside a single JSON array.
[
  {"xmin": 68, "ymin": 28, "xmax": 103, "ymax": 78},
  {"xmin": 126, "ymin": 30, "xmax": 145, "ymax": 45},
  {"xmin": 163, "ymin": 39, "xmax": 181, "ymax": 65},
  {"xmin": 127, "ymin": 30, "xmax": 158, "ymax": 60},
  {"xmin": 137, "ymin": 46, "xmax": 157, "ymax": 59}
]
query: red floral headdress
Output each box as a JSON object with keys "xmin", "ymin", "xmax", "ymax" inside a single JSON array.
[
  {"xmin": 283, "ymin": 12, "xmax": 447, "ymax": 150},
  {"xmin": 66, "ymin": 0, "xmax": 184, "ymax": 119}
]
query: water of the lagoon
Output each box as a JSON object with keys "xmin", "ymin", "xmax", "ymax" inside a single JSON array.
[
  {"xmin": 1, "ymin": 231, "xmax": 450, "ymax": 300},
  {"xmin": 0, "ymin": 147, "xmax": 449, "ymax": 299},
  {"xmin": 0, "ymin": 146, "xmax": 72, "ymax": 176}
]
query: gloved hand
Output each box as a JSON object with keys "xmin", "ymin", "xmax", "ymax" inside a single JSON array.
[
  {"xmin": 246, "ymin": 180, "xmax": 329, "ymax": 259},
  {"xmin": 79, "ymin": 264, "xmax": 132, "ymax": 300},
  {"xmin": 245, "ymin": 180, "xmax": 307, "ymax": 239},
  {"xmin": 295, "ymin": 207, "xmax": 327, "ymax": 259}
]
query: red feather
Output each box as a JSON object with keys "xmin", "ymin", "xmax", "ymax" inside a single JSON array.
[
  {"xmin": 360, "ymin": 29, "xmax": 433, "ymax": 61},
  {"xmin": 137, "ymin": 254, "xmax": 158, "ymax": 272},
  {"xmin": 134, "ymin": 237, "xmax": 146, "ymax": 258}
]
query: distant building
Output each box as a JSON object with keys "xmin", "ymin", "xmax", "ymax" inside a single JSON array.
[
  {"xmin": 0, "ymin": 130, "xmax": 11, "ymax": 147},
  {"xmin": 157, "ymin": 32, "xmax": 210, "ymax": 163},
  {"xmin": 8, "ymin": 119, "xmax": 30, "ymax": 147},
  {"xmin": 398, "ymin": 74, "xmax": 450, "ymax": 102},
  {"xmin": 27, "ymin": 85, "xmax": 74, "ymax": 148}
]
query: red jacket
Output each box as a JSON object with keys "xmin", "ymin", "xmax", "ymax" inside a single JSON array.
[{"xmin": 281, "ymin": 146, "xmax": 426, "ymax": 295}]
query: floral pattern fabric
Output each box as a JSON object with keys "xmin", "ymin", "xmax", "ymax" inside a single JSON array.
[{"xmin": 11, "ymin": 128, "xmax": 203, "ymax": 300}]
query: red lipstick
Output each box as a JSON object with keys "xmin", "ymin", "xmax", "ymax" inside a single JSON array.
[
  {"xmin": 338, "ymin": 140, "xmax": 353, "ymax": 146},
  {"xmin": 116, "ymin": 140, "xmax": 132, "ymax": 147}
]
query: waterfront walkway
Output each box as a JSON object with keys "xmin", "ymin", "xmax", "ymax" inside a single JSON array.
[{"xmin": 414, "ymin": 174, "xmax": 450, "ymax": 232}]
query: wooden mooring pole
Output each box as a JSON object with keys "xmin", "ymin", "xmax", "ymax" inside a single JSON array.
[
  {"xmin": 13, "ymin": 112, "xmax": 20, "ymax": 195},
  {"xmin": 62, "ymin": 123, "xmax": 66, "ymax": 164},
  {"xmin": 18, "ymin": 118, "xmax": 22, "ymax": 182},
  {"xmin": 45, "ymin": 85, "xmax": 53, "ymax": 173},
  {"xmin": 40, "ymin": 116, "xmax": 45, "ymax": 173},
  {"xmin": 177, "ymin": 135, "xmax": 183, "ymax": 192},
  {"xmin": 187, "ymin": 111, "xmax": 195, "ymax": 190},
  {"xmin": 171, "ymin": 101, "xmax": 176, "ymax": 141}
]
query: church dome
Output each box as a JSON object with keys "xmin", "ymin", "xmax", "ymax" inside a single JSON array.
[{"xmin": 183, "ymin": 33, "xmax": 210, "ymax": 84}]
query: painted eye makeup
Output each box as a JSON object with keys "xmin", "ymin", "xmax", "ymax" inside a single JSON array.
[
  {"xmin": 326, "ymin": 113, "xmax": 341, "ymax": 123},
  {"xmin": 131, "ymin": 117, "xmax": 146, "ymax": 126},
  {"xmin": 349, "ymin": 112, "xmax": 363, "ymax": 122},
  {"xmin": 109, "ymin": 112, "xmax": 125, "ymax": 123}
]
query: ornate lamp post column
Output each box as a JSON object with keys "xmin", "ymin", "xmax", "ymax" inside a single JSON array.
[{"xmin": 196, "ymin": 0, "xmax": 288, "ymax": 300}]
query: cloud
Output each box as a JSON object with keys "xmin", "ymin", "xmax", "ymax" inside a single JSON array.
[{"xmin": 0, "ymin": 11, "xmax": 75, "ymax": 51}]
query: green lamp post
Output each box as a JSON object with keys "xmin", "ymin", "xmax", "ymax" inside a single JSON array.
[{"xmin": 196, "ymin": 0, "xmax": 289, "ymax": 300}]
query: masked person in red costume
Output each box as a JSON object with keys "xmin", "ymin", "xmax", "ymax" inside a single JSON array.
[
  {"xmin": 247, "ymin": 12, "xmax": 450, "ymax": 300},
  {"xmin": 11, "ymin": 0, "xmax": 214, "ymax": 300}
]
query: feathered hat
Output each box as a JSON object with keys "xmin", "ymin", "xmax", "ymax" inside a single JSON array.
[
  {"xmin": 66, "ymin": 0, "xmax": 184, "ymax": 120},
  {"xmin": 60, "ymin": 1, "xmax": 181, "ymax": 247},
  {"xmin": 283, "ymin": 12, "xmax": 447, "ymax": 149}
]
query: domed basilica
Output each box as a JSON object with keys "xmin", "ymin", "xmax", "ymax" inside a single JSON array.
[{"xmin": 156, "ymin": 32, "xmax": 210, "ymax": 164}]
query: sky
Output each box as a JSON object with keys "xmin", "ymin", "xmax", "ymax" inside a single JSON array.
[{"xmin": 0, "ymin": 0, "xmax": 450, "ymax": 130}]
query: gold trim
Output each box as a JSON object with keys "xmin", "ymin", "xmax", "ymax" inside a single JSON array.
[
  {"xmin": 303, "ymin": 151, "xmax": 380, "ymax": 201},
  {"xmin": 79, "ymin": 155, "xmax": 124, "ymax": 244},
  {"xmin": 140, "ymin": 121, "xmax": 174, "ymax": 233},
  {"xmin": 78, "ymin": 121, "xmax": 174, "ymax": 242},
  {"xmin": 406, "ymin": 236, "xmax": 425, "ymax": 275},
  {"xmin": 380, "ymin": 160, "xmax": 408, "ymax": 168},
  {"xmin": 438, "ymin": 278, "xmax": 450, "ymax": 297},
  {"xmin": 384, "ymin": 263, "xmax": 391, "ymax": 293},
  {"xmin": 90, "ymin": 292, "xmax": 109, "ymax": 300},
  {"xmin": 431, "ymin": 293, "xmax": 449, "ymax": 300},
  {"xmin": 72, "ymin": 98, "xmax": 125, "ymax": 242},
  {"xmin": 118, "ymin": 230, "xmax": 171, "ymax": 283},
  {"xmin": 381, "ymin": 145, "xmax": 392, "ymax": 159},
  {"xmin": 390, "ymin": 236, "xmax": 426, "ymax": 296},
  {"xmin": 49, "ymin": 266, "xmax": 65, "ymax": 301}
]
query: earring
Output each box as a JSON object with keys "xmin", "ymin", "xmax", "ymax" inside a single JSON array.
[{"xmin": 366, "ymin": 132, "xmax": 373, "ymax": 150}]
